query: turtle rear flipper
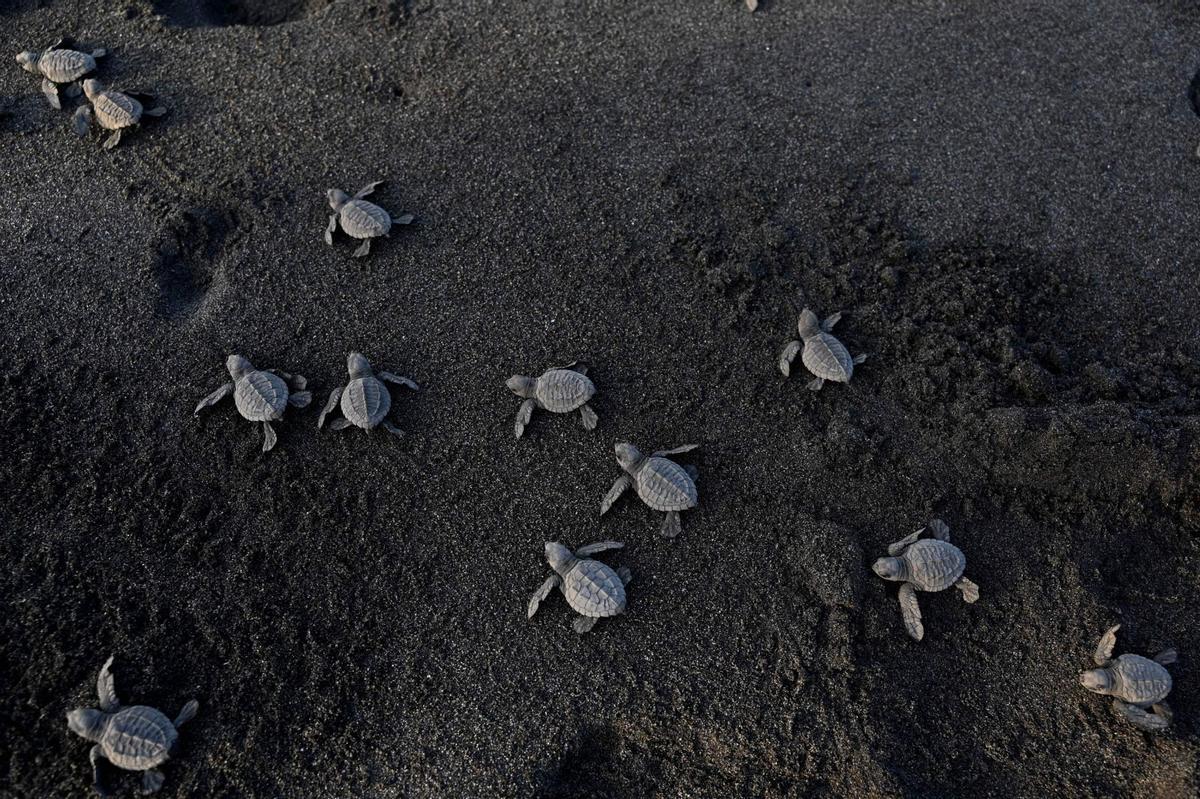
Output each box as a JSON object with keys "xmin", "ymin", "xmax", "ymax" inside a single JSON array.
[
  {"xmin": 807, "ymin": 376, "xmax": 825, "ymax": 391},
  {"xmin": 928, "ymin": 519, "xmax": 951, "ymax": 541},
  {"xmin": 102, "ymin": 129, "xmax": 122, "ymax": 150},
  {"xmin": 1154, "ymin": 648, "xmax": 1178, "ymax": 666},
  {"xmin": 173, "ymin": 699, "xmax": 199, "ymax": 728},
  {"xmin": 329, "ymin": 418, "xmax": 353, "ymax": 431},
  {"xmin": 579, "ymin": 403, "xmax": 598, "ymax": 430},
  {"xmin": 288, "ymin": 390, "xmax": 311, "ymax": 409},
  {"xmin": 661, "ymin": 510, "xmax": 682, "ymax": 539},
  {"xmin": 899, "ymin": 583, "xmax": 924, "ymax": 641},
  {"xmin": 573, "ymin": 616, "xmax": 598, "ymax": 634},
  {"xmin": 62, "ymin": 81, "xmax": 82, "ymax": 99},
  {"xmin": 91, "ymin": 48, "xmax": 107, "ymax": 59},
  {"xmin": 1113, "ymin": 699, "xmax": 1169, "ymax": 731},
  {"xmin": 142, "ymin": 769, "xmax": 165, "ymax": 794},
  {"xmin": 381, "ymin": 420, "xmax": 405, "ymax": 437},
  {"xmin": 955, "ymin": 577, "xmax": 979, "ymax": 603},
  {"xmin": 353, "ymin": 239, "xmax": 371, "ymax": 257}
]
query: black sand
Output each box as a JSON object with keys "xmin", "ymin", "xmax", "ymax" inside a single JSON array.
[{"xmin": 2, "ymin": 1, "xmax": 1198, "ymax": 796}]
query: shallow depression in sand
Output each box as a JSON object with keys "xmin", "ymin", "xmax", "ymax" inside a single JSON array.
[{"xmin": 153, "ymin": 0, "xmax": 334, "ymax": 27}]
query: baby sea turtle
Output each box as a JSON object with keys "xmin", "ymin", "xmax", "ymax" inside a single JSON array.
[
  {"xmin": 194, "ymin": 354, "xmax": 312, "ymax": 452},
  {"xmin": 871, "ymin": 519, "xmax": 979, "ymax": 641},
  {"xmin": 318, "ymin": 352, "xmax": 419, "ymax": 437},
  {"xmin": 601, "ymin": 442, "xmax": 699, "ymax": 538},
  {"xmin": 1080, "ymin": 624, "xmax": 1177, "ymax": 731},
  {"xmin": 16, "ymin": 38, "xmax": 106, "ymax": 110},
  {"xmin": 72, "ymin": 79, "xmax": 166, "ymax": 150},
  {"xmin": 528, "ymin": 541, "xmax": 632, "ymax": 634},
  {"xmin": 506, "ymin": 362, "xmax": 598, "ymax": 439},
  {"xmin": 325, "ymin": 180, "xmax": 414, "ymax": 257},
  {"xmin": 779, "ymin": 308, "xmax": 867, "ymax": 391},
  {"xmin": 67, "ymin": 656, "xmax": 199, "ymax": 796}
]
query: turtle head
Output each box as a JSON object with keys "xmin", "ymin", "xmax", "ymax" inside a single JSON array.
[
  {"xmin": 81, "ymin": 78, "xmax": 102, "ymax": 101},
  {"xmin": 66, "ymin": 708, "xmax": 106, "ymax": 742},
  {"xmin": 1079, "ymin": 667, "xmax": 1113, "ymax": 694},
  {"xmin": 16, "ymin": 51, "xmax": 40, "ymax": 73},
  {"xmin": 614, "ymin": 442, "xmax": 644, "ymax": 473},
  {"xmin": 871, "ymin": 556, "xmax": 906, "ymax": 582},
  {"xmin": 797, "ymin": 308, "xmax": 821, "ymax": 339},
  {"xmin": 327, "ymin": 189, "xmax": 349, "ymax": 211},
  {"xmin": 505, "ymin": 375, "xmax": 535, "ymax": 398},
  {"xmin": 544, "ymin": 541, "xmax": 575, "ymax": 574},
  {"xmin": 225, "ymin": 354, "xmax": 254, "ymax": 379},
  {"xmin": 347, "ymin": 352, "xmax": 372, "ymax": 378}
]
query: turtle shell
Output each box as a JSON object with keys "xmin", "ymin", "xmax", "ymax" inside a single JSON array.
[
  {"xmin": 40, "ymin": 49, "xmax": 95, "ymax": 83},
  {"xmin": 902, "ymin": 539, "xmax": 966, "ymax": 592},
  {"xmin": 233, "ymin": 371, "xmax": 289, "ymax": 422},
  {"xmin": 802, "ymin": 333, "xmax": 854, "ymax": 382},
  {"xmin": 1111, "ymin": 654, "xmax": 1172, "ymax": 705},
  {"xmin": 338, "ymin": 199, "xmax": 392, "ymax": 239},
  {"xmin": 635, "ymin": 457, "xmax": 698, "ymax": 512},
  {"xmin": 562, "ymin": 559, "xmax": 626, "ymax": 618},
  {"xmin": 340, "ymin": 375, "xmax": 391, "ymax": 429},
  {"xmin": 534, "ymin": 369, "xmax": 595, "ymax": 413},
  {"xmin": 92, "ymin": 89, "xmax": 142, "ymax": 130},
  {"xmin": 100, "ymin": 706, "xmax": 176, "ymax": 771}
]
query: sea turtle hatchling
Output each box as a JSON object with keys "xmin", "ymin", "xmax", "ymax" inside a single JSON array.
[
  {"xmin": 72, "ymin": 79, "xmax": 166, "ymax": 150},
  {"xmin": 66, "ymin": 655, "xmax": 199, "ymax": 796},
  {"xmin": 506, "ymin": 361, "xmax": 598, "ymax": 438},
  {"xmin": 871, "ymin": 519, "xmax": 979, "ymax": 641},
  {"xmin": 779, "ymin": 308, "xmax": 867, "ymax": 391},
  {"xmin": 528, "ymin": 541, "xmax": 632, "ymax": 634},
  {"xmin": 193, "ymin": 355, "xmax": 312, "ymax": 452},
  {"xmin": 601, "ymin": 442, "xmax": 699, "ymax": 538},
  {"xmin": 16, "ymin": 38, "xmax": 107, "ymax": 110},
  {"xmin": 325, "ymin": 180, "xmax": 414, "ymax": 257},
  {"xmin": 318, "ymin": 352, "xmax": 419, "ymax": 437},
  {"xmin": 1080, "ymin": 624, "xmax": 1177, "ymax": 731}
]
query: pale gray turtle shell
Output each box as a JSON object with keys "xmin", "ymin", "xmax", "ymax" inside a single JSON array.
[
  {"xmin": 340, "ymin": 375, "xmax": 391, "ymax": 429},
  {"xmin": 802, "ymin": 333, "xmax": 855, "ymax": 382},
  {"xmin": 535, "ymin": 369, "xmax": 595, "ymax": 413},
  {"xmin": 39, "ymin": 49, "xmax": 96, "ymax": 82},
  {"xmin": 1109, "ymin": 654, "xmax": 1173, "ymax": 705},
  {"xmin": 635, "ymin": 457, "xmax": 698, "ymax": 512},
  {"xmin": 92, "ymin": 89, "xmax": 142, "ymax": 130},
  {"xmin": 101, "ymin": 705, "xmax": 177, "ymax": 770},
  {"xmin": 338, "ymin": 199, "xmax": 392, "ymax": 239},
  {"xmin": 233, "ymin": 371, "xmax": 289, "ymax": 422},
  {"xmin": 902, "ymin": 539, "xmax": 966, "ymax": 592},
  {"xmin": 563, "ymin": 559, "xmax": 626, "ymax": 618}
]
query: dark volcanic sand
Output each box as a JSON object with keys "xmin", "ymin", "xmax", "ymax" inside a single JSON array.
[{"xmin": 2, "ymin": 1, "xmax": 1199, "ymax": 796}]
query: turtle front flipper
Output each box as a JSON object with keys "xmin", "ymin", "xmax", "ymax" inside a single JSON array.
[
  {"xmin": 661, "ymin": 510, "xmax": 682, "ymax": 538},
  {"xmin": 574, "ymin": 541, "xmax": 624, "ymax": 558},
  {"xmin": 382, "ymin": 420, "xmax": 405, "ymax": 437},
  {"xmin": 617, "ymin": 566, "xmax": 632, "ymax": 586},
  {"xmin": 955, "ymin": 577, "xmax": 979, "ymax": 603},
  {"xmin": 144, "ymin": 105, "xmax": 167, "ymax": 117},
  {"xmin": 1153, "ymin": 701, "xmax": 1174, "ymax": 724},
  {"xmin": 928, "ymin": 519, "xmax": 951, "ymax": 541},
  {"xmin": 91, "ymin": 48, "xmax": 108, "ymax": 59},
  {"xmin": 779, "ymin": 340, "xmax": 801, "ymax": 376},
  {"xmin": 807, "ymin": 376, "xmax": 825, "ymax": 391},
  {"xmin": 173, "ymin": 699, "xmax": 199, "ymax": 728},
  {"xmin": 887, "ymin": 529, "xmax": 922, "ymax": 556},
  {"xmin": 353, "ymin": 238, "xmax": 371, "ymax": 257},
  {"xmin": 514, "ymin": 398, "xmax": 537, "ymax": 439},
  {"xmin": 579, "ymin": 403, "xmax": 598, "ymax": 431},
  {"xmin": 102, "ymin": 129, "xmax": 122, "ymax": 150},
  {"xmin": 528, "ymin": 574, "xmax": 561, "ymax": 618},
  {"xmin": 1113, "ymin": 699, "xmax": 1169, "ymax": 731},
  {"xmin": 573, "ymin": 616, "xmax": 599, "ymax": 634},
  {"xmin": 324, "ymin": 214, "xmax": 338, "ymax": 245},
  {"xmin": 318, "ymin": 386, "xmax": 343, "ymax": 428},
  {"xmin": 261, "ymin": 422, "xmax": 277, "ymax": 452},
  {"xmin": 194, "ymin": 383, "xmax": 233, "ymax": 416},
  {"xmin": 354, "ymin": 180, "xmax": 384, "ymax": 199},
  {"xmin": 1095, "ymin": 624, "xmax": 1121, "ymax": 666},
  {"xmin": 651, "ymin": 444, "xmax": 699, "ymax": 457},
  {"xmin": 379, "ymin": 371, "xmax": 419, "ymax": 390},
  {"xmin": 821, "ymin": 311, "xmax": 842, "ymax": 332},
  {"xmin": 63, "ymin": 81, "xmax": 82, "ymax": 98},
  {"xmin": 392, "ymin": 213, "xmax": 415, "ymax": 225},
  {"xmin": 89, "ymin": 744, "xmax": 110, "ymax": 796},
  {"xmin": 683, "ymin": 464, "xmax": 699, "ymax": 481},
  {"xmin": 1154, "ymin": 648, "xmax": 1178, "ymax": 666},
  {"xmin": 72, "ymin": 105, "xmax": 92, "ymax": 137},
  {"xmin": 288, "ymin": 390, "xmax": 311, "ymax": 409},
  {"xmin": 97, "ymin": 655, "xmax": 120, "ymax": 712},
  {"xmin": 142, "ymin": 768, "xmax": 165, "ymax": 794},
  {"xmin": 898, "ymin": 583, "xmax": 924, "ymax": 641},
  {"xmin": 600, "ymin": 474, "xmax": 632, "ymax": 516},
  {"xmin": 329, "ymin": 418, "xmax": 353, "ymax": 431},
  {"xmin": 853, "ymin": 353, "xmax": 868, "ymax": 365},
  {"xmin": 41, "ymin": 78, "xmax": 61, "ymax": 109}
]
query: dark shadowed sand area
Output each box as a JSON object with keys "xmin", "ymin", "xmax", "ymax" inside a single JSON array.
[{"xmin": 2, "ymin": 0, "xmax": 1199, "ymax": 796}]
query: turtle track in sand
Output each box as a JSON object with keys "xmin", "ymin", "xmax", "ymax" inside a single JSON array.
[
  {"xmin": 152, "ymin": 206, "xmax": 244, "ymax": 323},
  {"xmin": 153, "ymin": 0, "xmax": 335, "ymax": 28}
]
